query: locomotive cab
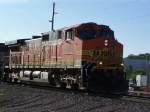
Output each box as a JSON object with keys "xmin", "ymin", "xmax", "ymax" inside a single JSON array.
[{"xmin": 72, "ymin": 22, "xmax": 128, "ymax": 93}]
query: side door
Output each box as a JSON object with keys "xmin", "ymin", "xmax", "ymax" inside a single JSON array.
[{"xmin": 62, "ymin": 29, "xmax": 75, "ymax": 68}]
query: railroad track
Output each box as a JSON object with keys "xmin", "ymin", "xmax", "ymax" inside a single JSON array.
[
  {"xmin": 120, "ymin": 94, "xmax": 150, "ymax": 103},
  {"xmin": 2, "ymin": 82, "xmax": 150, "ymax": 103}
]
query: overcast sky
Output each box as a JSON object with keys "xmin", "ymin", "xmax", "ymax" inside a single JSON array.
[{"xmin": 0, "ymin": 0, "xmax": 150, "ymax": 57}]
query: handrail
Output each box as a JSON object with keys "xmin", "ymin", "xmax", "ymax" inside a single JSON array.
[
  {"xmin": 86, "ymin": 54, "xmax": 101, "ymax": 69},
  {"xmin": 82, "ymin": 56, "xmax": 93, "ymax": 68},
  {"xmin": 85, "ymin": 54, "xmax": 101, "ymax": 77}
]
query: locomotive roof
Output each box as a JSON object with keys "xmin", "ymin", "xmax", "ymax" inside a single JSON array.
[
  {"xmin": 58, "ymin": 22, "xmax": 110, "ymax": 31},
  {"xmin": 42, "ymin": 22, "xmax": 110, "ymax": 33},
  {"xmin": 5, "ymin": 39, "xmax": 30, "ymax": 46},
  {"xmin": 42, "ymin": 22, "xmax": 98, "ymax": 33},
  {"xmin": 0, "ymin": 43, "xmax": 8, "ymax": 52},
  {"xmin": 25, "ymin": 38, "xmax": 42, "ymax": 44},
  {"xmin": 41, "ymin": 30, "xmax": 59, "ymax": 41},
  {"xmin": 0, "ymin": 43, "xmax": 5, "ymax": 47}
]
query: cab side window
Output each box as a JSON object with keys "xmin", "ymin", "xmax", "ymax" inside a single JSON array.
[
  {"xmin": 65, "ymin": 30, "xmax": 74, "ymax": 40},
  {"xmin": 58, "ymin": 31, "xmax": 62, "ymax": 39}
]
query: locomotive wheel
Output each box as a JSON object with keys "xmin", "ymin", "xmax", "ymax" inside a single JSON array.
[
  {"xmin": 71, "ymin": 84, "xmax": 78, "ymax": 91},
  {"xmin": 29, "ymin": 74, "xmax": 33, "ymax": 80},
  {"xmin": 14, "ymin": 78, "xmax": 18, "ymax": 83},
  {"xmin": 48, "ymin": 72, "xmax": 55, "ymax": 86},
  {"xmin": 3, "ymin": 74, "xmax": 8, "ymax": 82},
  {"xmin": 8, "ymin": 78, "xmax": 12, "ymax": 82},
  {"xmin": 60, "ymin": 82, "xmax": 67, "ymax": 89},
  {"xmin": 86, "ymin": 88, "xmax": 92, "ymax": 93}
]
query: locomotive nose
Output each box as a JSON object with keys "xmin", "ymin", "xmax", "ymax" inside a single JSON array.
[{"xmin": 87, "ymin": 69, "xmax": 128, "ymax": 93}]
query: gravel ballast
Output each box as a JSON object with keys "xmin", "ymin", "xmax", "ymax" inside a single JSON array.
[{"xmin": 0, "ymin": 82, "xmax": 150, "ymax": 112}]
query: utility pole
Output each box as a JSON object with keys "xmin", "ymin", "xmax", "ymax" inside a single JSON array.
[{"xmin": 49, "ymin": 2, "xmax": 58, "ymax": 30}]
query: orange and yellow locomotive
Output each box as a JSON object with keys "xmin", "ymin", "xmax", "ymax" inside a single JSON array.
[{"xmin": 3, "ymin": 22, "xmax": 128, "ymax": 93}]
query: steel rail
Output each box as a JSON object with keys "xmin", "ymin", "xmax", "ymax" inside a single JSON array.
[{"xmin": 2, "ymin": 82, "xmax": 150, "ymax": 103}]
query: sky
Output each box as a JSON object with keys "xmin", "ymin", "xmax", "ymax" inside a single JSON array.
[{"xmin": 0, "ymin": 0, "xmax": 150, "ymax": 58}]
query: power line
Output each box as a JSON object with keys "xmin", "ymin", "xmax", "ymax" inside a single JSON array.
[
  {"xmin": 50, "ymin": 0, "xmax": 69, "ymax": 7},
  {"xmin": 57, "ymin": 0, "xmax": 111, "ymax": 13},
  {"xmin": 14, "ymin": 0, "xmax": 145, "ymax": 33},
  {"xmin": 56, "ymin": 0, "xmax": 139, "ymax": 20},
  {"xmin": 105, "ymin": 14, "xmax": 150, "ymax": 23},
  {"xmin": 55, "ymin": 0, "xmax": 69, "ymax": 5}
]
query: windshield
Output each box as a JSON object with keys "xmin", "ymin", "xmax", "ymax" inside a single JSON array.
[
  {"xmin": 76, "ymin": 29, "xmax": 97, "ymax": 40},
  {"xmin": 98, "ymin": 31, "xmax": 114, "ymax": 39}
]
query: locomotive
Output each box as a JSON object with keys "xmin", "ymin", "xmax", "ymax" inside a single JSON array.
[
  {"xmin": 0, "ymin": 43, "xmax": 8, "ymax": 80},
  {"xmin": 2, "ymin": 22, "xmax": 128, "ymax": 93}
]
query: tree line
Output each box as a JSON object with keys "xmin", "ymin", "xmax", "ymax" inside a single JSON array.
[
  {"xmin": 124, "ymin": 64, "xmax": 146, "ymax": 80},
  {"xmin": 124, "ymin": 53, "xmax": 149, "ymax": 80},
  {"xmin": 127, "ymin": 53, "xmax": 150, "ymax": 60}
]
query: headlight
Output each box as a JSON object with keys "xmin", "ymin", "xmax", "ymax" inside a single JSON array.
[
  {"xmin": 104, "ymin": 43, "xmax": 108, "ymax": 46},
  {"xmin": 99, "ymin": 61, "xmax": 103, "ymax": 65},
  {"xmin": 104, "ymin": 39, "xmax": 108, "ymax": 46},
  {"xmin": 121, "ymin": 63, "xmax": 124, "ymax": 66},
  {"xmin": 105, "ymin": 40, "xmax": 108, "ymax": 42}
]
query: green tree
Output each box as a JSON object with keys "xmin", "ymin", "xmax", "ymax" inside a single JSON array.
[
  {"xmin": 131, "ymin": 69, "xmax": 146, "ymax": 79},
  {"xmin": 126, "ymin": 53, "xmax": 150, "ymax": 60},
  {"xmin": 124, "ymin": 64, "xmax": 132, "ymax": 79}
]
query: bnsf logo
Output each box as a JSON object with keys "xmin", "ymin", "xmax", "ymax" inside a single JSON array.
[{"xmin": 90, "ymin": 50, "xmax": 123, "ymax": 58}]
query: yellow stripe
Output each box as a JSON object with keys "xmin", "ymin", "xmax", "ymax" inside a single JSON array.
[{"xmin": 75, "ymin": 48, "xmax": 123, "ymax": 58}]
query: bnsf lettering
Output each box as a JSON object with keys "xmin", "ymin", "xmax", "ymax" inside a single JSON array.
[{"xmin": 91, "ymin": 50, "xmax": 122, "ymax": 58}]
